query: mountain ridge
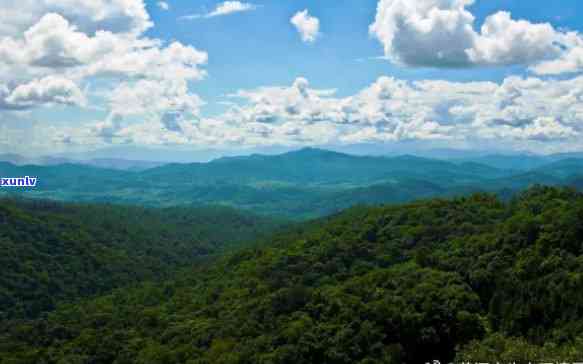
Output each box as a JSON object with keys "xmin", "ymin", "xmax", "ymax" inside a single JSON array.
[{"xmin": 2, "ymin": 149, "xmax": 583, "ymax": 218}]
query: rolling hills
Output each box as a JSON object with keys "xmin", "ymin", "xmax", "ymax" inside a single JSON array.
[
  {"xmin": 0, "ymin": 198, "xmax": 285, "ymax": 319},
  {"xmin": 2, "ymin": 186, "xmax": 583, "ymax": 363},
  {"xmin": 1, "ymin": 148, "xmax": 583, "ymax": 218}
]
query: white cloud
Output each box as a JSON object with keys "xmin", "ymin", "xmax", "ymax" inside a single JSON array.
[
  {"xmin": 0, "ymin": 0, "xmax": 207, "ymax": 121},
  {"xmin": 83, "ymin": 41, "xmax": 208, "ymax": 82},
  {"xmin": 369, "ymin": 0, "xmax": 476, "ymax": 67},
  {"xmin": 0, "ymin": 0, "xmax": 207, "ymax": 153},
  {"xmin": 468, "ymin": 11, "xmax": 560, "ymax": 65},
  {"xmin": 0, "ymin": 12, "xmax": 208, "ymax": 83},
  {"xmin": 107, "ymin": 78, "xmax": 204, "ymax": 120},
  {"xmin": 0, "ymin": 76, "xmax": 86, "ymax": 110},
  {"xmin": 2, "ymin": 0, "xmax": 583, "ymax": 154},
  {"xmin": 3, "ymin": 76, "xmax": 85, "ymax": 109},
  {"xmin": 216, "ymin": 75, "xmax": 583, "ymax": 147},
  {"xmin": 0, "ymin": 0, "xmax": 152, "ymax": 36},
  {"xmin": 15, "ymin": 74, "xmax": 583, "ymax": 152},
  {"xmin": 157, "ymin": 1, "xmax": 169, "ymax": 11},
  {"xmin": 519, "ymin": 117, "xmax": 577, "ymax": 141},
  {"xmin": 369, "ymin": 0, "xmax": 580, "ymax": 70},
  {"xmin": 209, "ymin": 1, "xmax": 256, "ymax": 17},
  {"xmin": 14, "ymin": 13, "xmax": 120, "ymax": 70},
  {"xmin": 291, "ymin": 10, "xmax": 320, "ymax": 43},
  {"xmin": 181, "ymin": 1, "xmax": 257, "ymax": 20},
  {"xmin": 531, "ymin": 33, "xmax": 583, "ymax": 75}
]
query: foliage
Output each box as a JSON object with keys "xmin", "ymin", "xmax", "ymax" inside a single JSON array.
[
  {"xmin": 2, "ymin": 186, "xmax": 583, "ymax": 363},
  {"xmin": 7, "ymin": 148, "xmax": 582, "ymax": 219},
  {"xmin": 0, "ymin": 198, "xmax": 285, "ymax": 319}
]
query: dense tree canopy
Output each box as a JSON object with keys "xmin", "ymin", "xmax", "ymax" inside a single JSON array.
[
  {"xmin": 1, "ymin": 186, "xmax": 583, "ymax": 363},
  {"xmin": 0, "ymin": 198, "xmax": 285, "ymax": 319}
]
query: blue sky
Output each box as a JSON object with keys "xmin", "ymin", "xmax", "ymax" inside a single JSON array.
[
  {"xmin": 1, "ymin": 0, "xmax": 583, "ymax": 158},
  {"xmin": 148, "ymin": 0, "xmax": 578, "ymax": 114}
]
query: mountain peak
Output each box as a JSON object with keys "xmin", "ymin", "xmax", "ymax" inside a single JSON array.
[{"xmin": 285, "ymin": 147, "xmax": 348, "ymax": 158}]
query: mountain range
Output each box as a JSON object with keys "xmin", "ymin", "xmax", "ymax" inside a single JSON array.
[
  {"xmin": 0, "ymin": 154, "xmax": 166, "ymax": 171},
  {"xmin": 1, "ymin": 148, "xmax": 583, "ymax": 218}
]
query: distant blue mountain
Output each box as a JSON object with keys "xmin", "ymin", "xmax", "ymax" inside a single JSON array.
[{"xmin": 2, "ymin": 148, "xmax": 583, "ymax": 218}]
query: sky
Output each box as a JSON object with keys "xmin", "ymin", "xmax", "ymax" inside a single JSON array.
[{"xmin": 1, "ymin": 0, "xmax": 583, "ymax": 158}]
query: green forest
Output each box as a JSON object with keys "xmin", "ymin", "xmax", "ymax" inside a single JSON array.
[
  {"xmin": 0, "ymin": 198, "xmax": 285, "ymax": 319},
  {"xmin": 2, "ymin": 186, "xmax": 583, "ymax": 363},
  {"xmin": 3, "ymin": 0, "xmax": 583, "ymax": 361},
  {"xmin": 5, "ymin": 149, "xmax": 583, "ymax": 219}
]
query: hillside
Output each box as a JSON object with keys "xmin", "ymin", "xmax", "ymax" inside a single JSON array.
[
  {"xmin": 3, "ymin": 148, "xmax": 583, "ymax": 218},
  {"xmin": 142, "ymin": 148, "xmax": 514, "ymax": 185},
  {"xmin": 0, "ymin": 198, "xmax": 285, "ymax": 319},
  {"xmin": 2, "ymin": 186, "xmax": 583, "ymax": 363}
]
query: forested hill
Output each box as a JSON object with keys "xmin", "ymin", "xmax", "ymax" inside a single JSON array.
[
  {"xmin": 3, "ymin": 186, "xmax": 583, "ymax": 363},
  {"xmin": 5, "ymin": 148, "xmax": 583, "ymax": 219},
  {"xmin": 0, "ymin": 198, "xmax": 285, "ymax": 319},
  {"xmin": 141, "ymin": 148, "xmax": 511, "ymax": 185}
]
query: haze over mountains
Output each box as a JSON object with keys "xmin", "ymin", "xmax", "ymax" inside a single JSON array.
[
  {"xmin": 2, "ymin": 148, "xmax": 583, "ymax": 219},
  {"xmin": 6, "ymin": 146, "xmax": 583, "ymax": 169},
  {"xmin": 0, "ymin": 154, "xmax": 166, "ymax": 172}
]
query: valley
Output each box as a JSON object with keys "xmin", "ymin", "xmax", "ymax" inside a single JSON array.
[{"xmin": 2, "ymin": 148, "xmax": 583, "ymax": 219}]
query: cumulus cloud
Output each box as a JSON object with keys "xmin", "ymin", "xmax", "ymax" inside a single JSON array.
[
  {"xmin": 520, "ymin": 117, "xmax": 577, "ymax": 141},
  {"xmin": 369, "ymin": 0, "xmax": 581, "ymax": 71},
  {"xmin": 369, "ymin": 0, "xmax": 476, "ymax": 67},
  {"xmin": 0, "ymin": 0, "xmax": 152, "ymax": 36},
  {"xmin": 0, "ymin": 12, "xmax": 207, "ymax": 83},
  {"xmin": 0, "ymin": 0, "xmax": 207, "ymax": 153},
  {"xmin": 181, "ymin": 1, "xmax": 258, "ymax": 20},
  {"xmin": 0, "ymin": 0, "xmax": 207, "ymax": 125},
  {"xmin": 467, "ymin": 11, "xmax": 560, "ymax": 65},
  {"xmin": 107, "ymin": 78, "xmax": 204, "ymax": 120},
  {"xmin": 291, "ymin": 10, "xmax": 320, "ymax": 43},
  {"xmin": 15, "ymin": 13, "xmax": 116, "ymax": 69},
  {"xmin": 3, "ymin": 76, "xmax": 85, "ymax": 109},
  {"xmin": 216, "ymin": 75, "xmax": 583, "ymax": 147},
  {"xmin": 83, "ymin": 41, "xmax": 208, "ymax": 82},
  {"xmin": 531, "ymin": 33, "xmax": 583, "ymax": 75},
  {"xmin": 19, "ymin": 73, "xmax": 583, "ymax": 152},
  {"xmin": 3, "ymin": 0, "xmax": 583, "ymax": 154}
]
